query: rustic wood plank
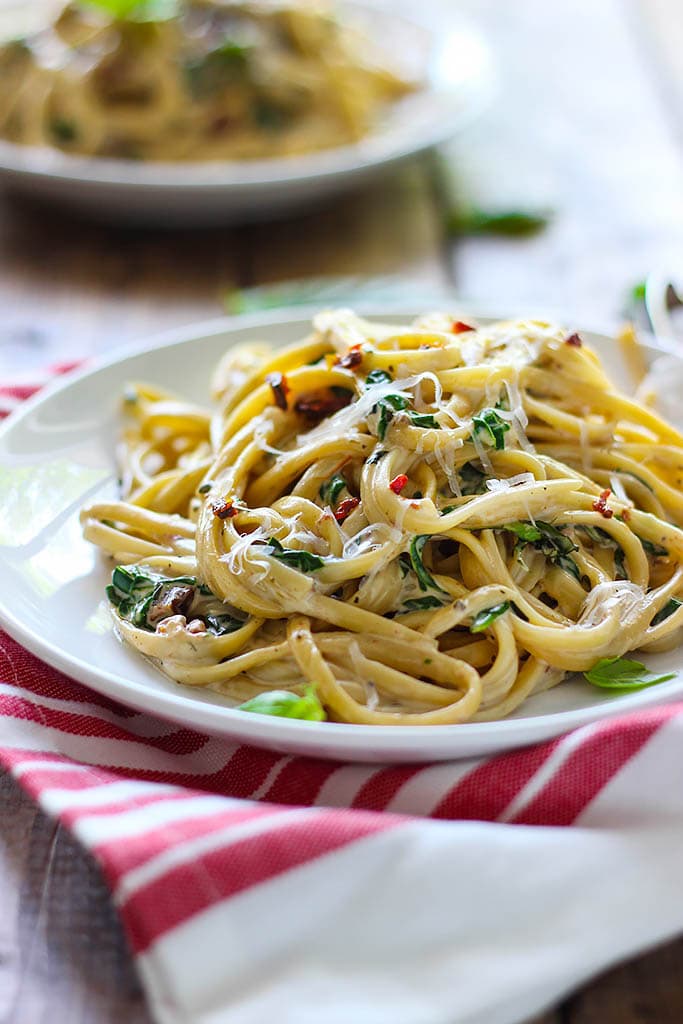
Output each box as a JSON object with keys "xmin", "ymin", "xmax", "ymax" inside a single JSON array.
[
  {"xmin": 241, "ymin": 160, "xmax": 448, "ymax": 286},
  {"xmin": 565, "ymin": 938, "xmax": 683, "ymax": 1023},
  {"xmin": 0, "ymin": 773, "xmax": 152, "ymax": 1024},
  {"xmin": 441, "ymin": 0, "xmax": 683, "ymax": 323}
]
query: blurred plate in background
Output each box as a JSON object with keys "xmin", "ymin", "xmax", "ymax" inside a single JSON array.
[{"xmin": 0, "ymin": 0, "xmax": 492, "ymax": 226}]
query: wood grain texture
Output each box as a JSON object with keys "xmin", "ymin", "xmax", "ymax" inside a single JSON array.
[{"xmin": 0, "ymin": 0, "xmax": 682, "ymax": 1022}]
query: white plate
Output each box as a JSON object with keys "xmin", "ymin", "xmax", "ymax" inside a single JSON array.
[
  {"xmin": 2, "ymin": 310, "xmax": 683, "ymax": 763},
  {"xmin": 0, "ymin": 1, "xmax": 492, "ymax": 226}
]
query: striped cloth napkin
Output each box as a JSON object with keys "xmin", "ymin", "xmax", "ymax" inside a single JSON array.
[{"xmin": 3, "ymin": 369, "xmax": 683, "ymax": 1024}]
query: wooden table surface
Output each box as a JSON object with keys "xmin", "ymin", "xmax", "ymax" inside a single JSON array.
[{"xmin": 1, "ymin": 1, "xmax": 682, "ymax": 1022}]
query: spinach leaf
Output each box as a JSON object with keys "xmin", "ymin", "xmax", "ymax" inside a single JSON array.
[
  {"xmin": 319, "ymin": 473, "xmax": 346, "ymax": 506},
  {"xmin": 470, "ymin": 602, "xmax": 510, "ymax": 633},
  {"xmin": 501, "ymin": 521, "xmax": 581, "ymax": 581},
  {"xmin": 408, "ymin": 412, "xmax": 440, "ymax": 429},
  {"xmin": 265, "ymin": 537, "xmax": 324, "ymax": 572},
  {"xmin": 367, "ymin": 449, "xmax": 388, "ymax": 465},
  {"xmin": 584, "ymin": 656, "xmax": 675, "ymax": 691},
  {"xmin": 409, "ymin": 535, "xmax": 447, "ymax": 593},
  {"xmin": 185, "ymin": 39, "xmax": 251, "ymax": 98},
  {"xmin": 640, "ymin": 537, "xmax": 668, "ymax": 558},
  {"xmin": 402, "ymin": 596, "xmax": 447, "ymax": 612},
  {"xmin": 460, "ymin": 461, "xmax": 486, "ymax": 495},
  {"xmin": 204, "ymin": 614, "xmax": 245, "ymax": 636},
  {"xmin": 652, "ymin": 598, "xmax": 683, "ymax": 628},
  {"xmin": 376, "ymin": 394, "xmax": 409, "ymax": 441},
  {"xmin": 366, "ymin": 369, "xmax": 392, "ymax": 386},
  {"xmin": 238, "ymin": 685, "xmax": 326, "ymax": 721},
  {"xmin": 472, "ymin": 408, "xmax": 510, "ymax": 450},
  {"xmin": 107, "ymin": 565, "xmax": 197, "ymax": 629}
]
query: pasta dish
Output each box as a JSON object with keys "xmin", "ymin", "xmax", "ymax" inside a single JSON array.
[
  {"xmin": 0, "ymin": 0, "xmax": 416, "ymax": 161},
  {"xmin": 80, "ymin": 310, "xmax": 683, "ymax": 726}
]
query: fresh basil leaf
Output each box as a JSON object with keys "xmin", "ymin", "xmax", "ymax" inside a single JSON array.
[
  {"xmin": 265, "ymin": 538, "xmax": 324, "ymax": 572},
  {"xmin": 470, "ymin": 602, "xmax": 510, "ymax": 633},
  {"xmin": 402, "ymin": 596, "xmax": 447, "ymax": 612},
  {"xmin": 652, "ymin": 598, "xmax": 683, "ymax": 628},
  {"xmin": 447, "ymin": 206, "xmax": 551, "ymax": 238},
  {"xmin": 472, "ymin": 408, "xmax": 510, "ymax": 450},
  {"xmin": 408, "ymin": 412, "xmax": 440, "ymax": 429},
  {"xmin": 376, "ymin": 394, "xmax": 409, "ymax": 441},
  {"xmin": 366, "ymin": 369, "xmax": 392, "ymax": 386},
  {"xmin": 584, "ymin": 656, "xmax": 675, "ymax": 691},
  {"xmin": 319, "ymin": 473, "xmax": 346, "ymax": 505},
  {"xmin": 238, "ymin": 685, "xmax": 326, "ymax": 721}
]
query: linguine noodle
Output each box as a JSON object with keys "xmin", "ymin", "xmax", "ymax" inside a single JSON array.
[{"xmin": 80, "ymin": 310, "xmax": 683, "ymax": 725}]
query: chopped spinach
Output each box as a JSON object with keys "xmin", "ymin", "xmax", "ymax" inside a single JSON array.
[
  {"xmin": 408, "ymin": 412, "xmax": 440, "ymax": 429},
  {"xmin": 409, "ymin": 535, "xmax": 447, "ymax": 593},
  {"xmin": 365, "ymin": 369, "xmax": 393, "ymax": 386},
  {"xmin": 652, "ymin": 597, "xmax": 683, "ymax": 628},
  {"xmin": 472, "ymin": 408, "xmax": 510, "ymax": 450},
  {"xmin": 402, "ymin": 596, "xmax": 447, "ymax": 612},
  {"xmin": 375, "ymin": 394, "xmax": 410, "ymax": 441},
  {"xmin": 500, "ymin": 521, "xmax": 581, "ymax": 581},
  {"xmin": 265, "ymin": 537, "xmax": 324, "ymax": 572},
  {"xmin": 319, "ymin": 473, "xmax": 347, "ymax": 506},
  {"xmin": 470, "ymin": 602, "xmax": 510, "ymax": 633}
]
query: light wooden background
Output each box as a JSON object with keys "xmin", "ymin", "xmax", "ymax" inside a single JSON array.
[{"xmin": 1, "ymin": 1, "xmax": 683, "ymax": 1022}]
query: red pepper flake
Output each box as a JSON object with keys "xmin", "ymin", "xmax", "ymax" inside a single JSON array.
[
  {"xmin": 389, "ymin": 474, "xmax": 409, "ymax": 495},
  {"xmin": 295, "ymin": 388, "xmax": 353, "ymax": 422},
  {"xmin": 592, "ymin": 488, "xmax": 614, "ymax": 519},
  {"xmin": 212, "ymin": 500, "xmax": 239, "ymax": 520},
  {"xmin": 334, "ymin": 497, "xmax": 360, "ymax": 523},
  {"xmin": 452, "ymin": 320, "xmax": 475, "ymax": 334},
  {"xmin": 565, "ymin": 332, "xmax": 583, "ymax": 347},
  {"xmin": 266, "ymin": 372, "xmax": 289, "ymax": 410},
  {"xmin": 336, "ymin": 344, "xmax": 363, "ymax": 370}
]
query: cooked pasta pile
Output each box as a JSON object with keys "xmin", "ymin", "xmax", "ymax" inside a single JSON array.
[
  {"xmin": 80, "ymin": 310, "xmax": 683, "ymax": 725},
  {"xmin": 0, "ymin": 0, "xmax": 416, "ymax": 161}
]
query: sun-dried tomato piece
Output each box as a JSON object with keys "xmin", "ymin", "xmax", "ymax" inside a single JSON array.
[
  {"xmin": 592, "ymin": 489, "xmax": 614, "ymax": 518},
  {"xmin": 389, "ymin": 474, "xmax": 409, "ymax": 494},
  {"xmin": 336, "ymin": 344, "xmax": 363, "ymax": 370},
  {"xmin": 334, "ymin": 497, "xmax": 360, "ymax": 523},
  {"xmin": 266, "ymin": 372, "xmax": 289, "ymax": 410},
  {"xmin": 212, "ymin": 500, "xmax": 239, "ymax": 520},
  {"xmin": 565, "ymin": 332, "xmax": 583, "ymax": 347},
  {"xmin": 295, "ymin": 388, "xmax": 353, "ymax": 422},
  {"xmin": 452, "ymin": 321, "xmax": 475, "ymax": 334}
]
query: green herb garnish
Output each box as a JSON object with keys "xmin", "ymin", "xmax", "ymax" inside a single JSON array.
[
  {"xmin": 409, "ymin": 535, "xmax": 447, "ymax": 593},
  {"xmin": 80, "ymin": 0, "xmax": 179, "ymax": 22},
  {"xmin": 447, "ymin": 206, "xmax": 551, "ymax": 238},
  {"xmin": 367, "ymin": 449, "xmax": 388, "ymax": 465},
  {"xmin": 204, "ymin": 613, "xmax": 244, "ymax": 636},
  {"xmin": 107, "ymin": 565, "xmax": 197, "ymax": 629},
  {"xmin": 460, "ymin": 462, "xmax": 487, "ymax": 495},
  {"xmin": 376, "ymin": 394, "xmax": 409, "ymax": 441},
  {"xmin": 640, "ymin": 537, "xmax": 668, "ymax": 558},
  {"xmin": 265, "ymin": 537, "xmax": 324, "ymax": 572},
  {"xmin": 472, "ymin": 409, "xmax": 510, "ymax": 451},
  {"xmin": 365, "ymin": 369, "xmax": 392, "ymax": 386},
  {"xmin": 50, "ymin": 119, "xmax": 78, "ymax": 144},
  {"xmin": 651, "ymin": 598, "xmax": 683, "ymax": 628},
  {"xmin": 185, "ymin": 39, "xmax": 252, "ymax": 98},
  {"xmin": 470, "ymin": 602, "xmax": 510, "ymax": 633},
  {"xmin": 408, "ymin": 412, "xmax": 440, "ymax": 429},
  {"xmin": 584, "ymin": 656, "xmax": 675, "ymax": 691},
  {"xmin": 402, "ymin": 596, "xmax": 447, "ymax": 612},
  {"xmin": 319, "ymin": 473, "xmax": 346, "ymax": 506},
  {"xmin": 238, "ymin": 685, "xmax": 326, "ymax": 721},
  {"xmin": 502, "ymin": 521, "xmax": 581, "ymax": 581}
]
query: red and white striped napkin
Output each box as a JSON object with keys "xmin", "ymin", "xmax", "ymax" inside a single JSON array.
[{"xmin": 3, "ymin": 372, "xmax": 683, "ymax": 1024}]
